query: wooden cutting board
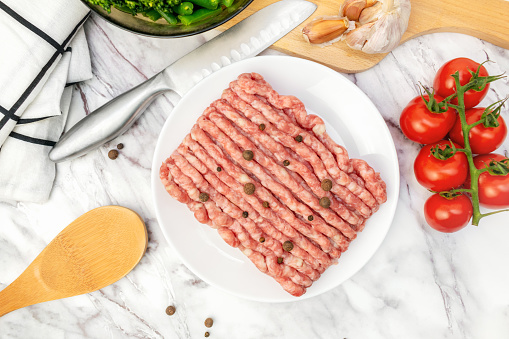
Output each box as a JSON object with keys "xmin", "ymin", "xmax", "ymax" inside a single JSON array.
[{"xmin": 219, "ymin": 0, "xmax": 509, "ymax": 73}]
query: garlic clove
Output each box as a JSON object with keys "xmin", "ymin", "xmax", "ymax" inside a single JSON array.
[
  {"xmin": 365, "ymin": 0, "xmax": 378, "ymax": 8},
  {"xmin": 340, "ymin": 0, "xmax": 367, "ymax": 21},
  {"xmin": 302, "ymin": 16, "xmax": 350, "ymax": 45},
  {"xmin": 345, "ymin": 22, "xmax": 376, "ymax": 50},
  {"xmin": 359, "ymin": 1, "xmax": 382, "ymax": 25}
]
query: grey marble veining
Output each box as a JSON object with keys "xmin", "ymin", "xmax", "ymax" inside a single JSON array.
[{"xmin": 1, "ymin": 12, "xmax": 509, "ymax": 339}]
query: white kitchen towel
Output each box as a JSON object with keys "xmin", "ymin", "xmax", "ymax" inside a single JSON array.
[{"xmin": 0, "ymin": 0, "xmax": 91, "ymax": 202}]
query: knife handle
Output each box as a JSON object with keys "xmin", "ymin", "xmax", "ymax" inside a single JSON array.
[{"xmin": 49, "ymin": 72, "xmax": 174, "ymax": 163}]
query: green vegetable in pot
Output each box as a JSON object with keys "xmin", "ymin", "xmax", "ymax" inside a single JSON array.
[
  {"xmin": 187, "ymin": 0, "xmax": 219, "ymax": 10},
  {"xmin": 172, "ymin": 2, "xmax": 194, "ymax": 15},
  {"xmin": 178, "ymin": 7, "xmax": 222, "ymax": 25}
]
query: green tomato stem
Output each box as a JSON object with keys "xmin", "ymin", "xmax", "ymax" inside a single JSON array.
[{"xmin": 453, "ymin": 74, "xmax": 483, "ymax": 226}]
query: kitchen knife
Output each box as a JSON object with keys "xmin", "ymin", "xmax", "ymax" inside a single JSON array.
[{"xmin": 49, "ymin": 0, "xmax": 317, "ymax": 163}]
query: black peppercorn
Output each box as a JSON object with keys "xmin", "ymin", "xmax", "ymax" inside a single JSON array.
[
  {"xmin": 308, "ymin": 215, "xmax": 314, "ymax": 221},
  {"xmin": 283, "ymin": 160, "xmax": 290, "ymax": 166},
  {"xmin": 165, "ymin": 305, "xmax": 176, "ymax": 316},
  {"xmin": 242, "ymin": 211, "xmax": 249, "ymax": 218},
  {"xmin": 277, "ymin": 257, "xmax": 283, "ymax": 264},
  {"xmin": 117, "ymin": 143, "xmax": 124, "ymax": 150},
  {"xmin": 204, "ymin": 333, "xmax": 210, "ymax": 338},
  {"xmin": 243, "ymin": 150, "xmax": 254, "ymax": 161},
  {"xmin": 108, "ymin": 149, "xmax": 119, "ymax": 160},
  {"xmin": 295, "ymin": 135, "xmax": 303, "ymax": 142},
  {"xmin": 259, "ymin": 124, "xmax": 266, "ymax": 131},
  {"xmin": 216, "ymin": 166, "xmax": 222, "ymax": 172},
  {"xmin": 244, "ymin": 183, "xmax": 255, "ymax": 195},
  {"xmin": 283, "ymin": 241, "xmax": 294, "ymax": 252},
  {"xmin": 321, "ymin": 179, "xmax": 333, "ymax": 191},
  {"xmin": 262, "ymin": 201, "xmax": 269, "ymax": 208},
  {"xmin": 205, "ymin": 318, "xmax": 213, "ymax": 328},
  {"xmin": 199, "ymin": 193, "xmax": 210, "ymax": 202},
  {"xmin": 259, "ymin": 237, "xmax": 265, "ymax": 243},
  {"xmin": 319, "ymin": 197, "xmax": 331, "ymax": 209}
]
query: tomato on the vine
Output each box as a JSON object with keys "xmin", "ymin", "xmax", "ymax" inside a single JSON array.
[
  {"xmin": 433, "ymin": 58, "xmax": 490, "ymax": 109},
  {"xmin": 414, "ymin": 141, "xmax": 469, "ymax": 191},
  {"xmin": 400, "ymin": 95, "xmax": 457, "ymax": 144},
  {"xmin": 464, "ymin": 153, "xmax": 509, "ymax": 209},
  {"xmin": 449, "ymin": 107, "xmax": 507, "ymax": 154},
  {"xmin": 424, "ymin": 193, "xmax": 473, "ymax": 232}
]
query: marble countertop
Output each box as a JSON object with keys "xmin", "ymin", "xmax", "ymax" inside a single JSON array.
[{"xmin": 1, "ymin": 10, "xmax": 509, "ymax": 339}]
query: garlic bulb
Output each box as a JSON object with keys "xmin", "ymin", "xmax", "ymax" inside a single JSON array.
[
  {"xmin": 346, "ymin": 0, "xmax": 411, "ymax": 54},
  {"xmin": 301, "ymin": 0, "xmax": 411, "ymax": 54}
]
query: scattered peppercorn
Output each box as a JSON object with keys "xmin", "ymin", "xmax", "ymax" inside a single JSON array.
[
  {"xmin": 242, "ymin": 150, "xmax": 254, "ymax": 161},
  {"xmin": 199, "ymin": 192, "xmax": 210, "ymax": 202},
  {"xmin": 283, "ymin": 160, "xmax": 290, "ymax": 166},
  {"xmin": 204, "ymin": 332, "xmax": 210, "ymax": 337},
  {"xmin": 244, "ymin": 183, "xmax": 255, "ymax": 195},
  {"xmin": 259, "ymin": 124, "xmax": 266, "ymax": 131},
  {"xmin": 308, "ymin": 215, "xmax": 314, "ymax": 221},
  {"xmin": 277, "ymin": 257, "xmax": 283, "ymax": 264},
  {"xmin": 242, "ymin": 211, "xmax": 249, "ymax": 218},
  {"xmin": 216, "ymin": 166, "xmax": 222, "ymax": 172},
  {"xmin": 262, "ymin": 201, "xmax": 269, "ymax": 208},
  {"xmin": 205, "ymin": 318, "xmax": 213, "ymax": 328},
  {"xmin": 319, "ymin": 197, "xmax": 331, "ymax": 208},
  {"xmin": 259, "ymin": 237, "xmax": 265, "ymax": 243},
  {"xmin": 283, "ymin": 241, "xmax": 294, "ymax": 252},
  {"xmin": 117, "ymin": 143, "xmax": 124, "ymax": 150},
  {"xmin": 108, "ymin": 149, "xmax": 119, "ymax": 160},
  {"xmin": 321, "ymin": 179, "xmax": 333, "ymax": 191},
  {"xmin": 295, "ymin": 135, "xmax": 303, "ymax": 142},
  {"xmin": 165, "ymin": 305, "xmax": 176, "ymax": 316}
]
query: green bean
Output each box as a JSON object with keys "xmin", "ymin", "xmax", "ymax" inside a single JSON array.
[
  {"xmin": 221, "ymin": 0, "xmax": 234, "ymax": 7},
  {"xmin": 178, "ymin": 7, "xmax": 222, "ymax": 25},
  {"xmin": 187, "ymin": 0, "xmax": 219, "ymax": 10},
  {"xmin": 143, "ymin": 9, "xmax": 162, "ymax": 21},
  {"xmin": 113, "ymin": 5, "xmax": 137, "ymax": 15},
  {"xmin": 172, "ymin": 2, "xmax": 194, "ymax": 15},
  {"xmin": 156, "ymin": 8, "xmax": 178, "ymax": 25}
]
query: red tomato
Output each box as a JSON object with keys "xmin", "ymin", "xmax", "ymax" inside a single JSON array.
[
  {"xmin": 424, "ymin": 193, "xmax": 473, "ymax": 232},
  {"xmin": 400, "ymin": 95, "xmax": 457, "ymax": 144},
  {"xmin": 449, "ymin": 107, "xmax": 507, "ymax": 154},
  {"xmin": 433, "ymin": 58, "xmax": 490, "ymax": 109},
  {"xmin": 465, "ymin": 153, "xmax": 509, "ymax": 208},
  {"xmin": 414, "ymin": 141, "xmax": 469, "ymax": 191}
]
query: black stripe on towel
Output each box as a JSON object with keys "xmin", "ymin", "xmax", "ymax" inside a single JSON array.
[
  {"xmin": 0, "ymin": 1, "xmax": 65, "ymax": 53},
  {"xmin": 0, "ymin": 13, "xmax": 89, "ymax": 129},
  {"xmin": 9, "ymin": 132, "xmax": 56, "ymax": 147}
]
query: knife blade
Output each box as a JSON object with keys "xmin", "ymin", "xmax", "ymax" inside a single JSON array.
[{"xmin": 49, "ymin": 0, "xmax": 317, "ymax": 163}]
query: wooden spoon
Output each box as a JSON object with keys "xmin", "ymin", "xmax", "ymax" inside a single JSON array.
[{"xmin": 0, "ymin": 206, "xmax": 147, "ymax": 317}]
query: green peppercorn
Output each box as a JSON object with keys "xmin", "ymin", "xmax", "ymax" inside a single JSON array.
[
  {"xmin": 244, "ymin": 183, "xmax": 255, "ymax": 195},
  {"xmin": 283, "ymin": 160, "xmax": 290, "ymax": 166},
  {"xmin": 277, "ymin": 257, "xmax": 283, "ymax": 264},
  {"xmin": 242, "ymin": 211, "xmax": 248, "ymax": 218},
  {"xmin": 216, "ymin": 166, "xmax": 222, "ymax": 172},
  {"xmin": 321, "ymin": 179, "xmax": 333, "ymax": 191},
  {"xmin": 199, "ymin": 193, "xmax": 209, "ymax": 202},
  {"xmin": 242, "ymin": 150, "xmax": 254, "ymax": 161},
  {"xmin": 308, "ymin": 215, "xmax": 314, "ymax": 221},
  {"xmin": 259, "ymin": 237, "xmax": 265, "ymax": 243},
  {"xmin": 262, "ymin": 201, "xmax": 269, "ymax": 208},
  {"xmin": 319, "ymin": 197, "xmax": 331, "ymax": 209},
  {"xmin": 295, "ymin": 135, "xmax": 303, "ymax": 142},
  {"xmin": 259, "ymin": 124, "xmax": 266, "ymax": 131},
  {"xmin": 283, "ymin": 241, "xmax": 294, "ymax": 252}
]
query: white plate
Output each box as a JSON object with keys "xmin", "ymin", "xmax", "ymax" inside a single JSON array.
[{"xmin": 151, "ymin": 56, "xmax": 400, "ymax": 302}]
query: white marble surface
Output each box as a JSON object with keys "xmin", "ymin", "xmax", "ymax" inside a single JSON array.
[{"xmin": 1, "ymin": 11, "xmax": 509, "ymax": 339}]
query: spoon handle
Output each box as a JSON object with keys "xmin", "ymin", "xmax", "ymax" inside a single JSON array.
[{"xmin": 0, "ymin": 269, "xmax": 43, "ymax": 317}]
